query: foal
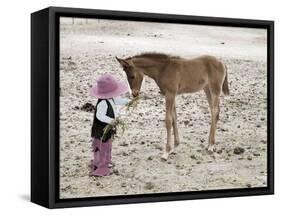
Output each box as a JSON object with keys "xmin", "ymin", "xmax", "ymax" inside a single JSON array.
[{"xmin": 116, "ymin": 53, "xmax": 229, "ymax": 160}]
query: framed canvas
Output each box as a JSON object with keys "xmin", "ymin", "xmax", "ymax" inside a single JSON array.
[{"xmin": 31, "ymin": 6, "xmax": 274, "ymax": 208}]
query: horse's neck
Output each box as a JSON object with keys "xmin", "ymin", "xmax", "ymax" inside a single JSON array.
[
  {"xmin": 142, "ymin": 67, "xmax": 159, "ymax": 80},
  {"xmin": 133, "ymin": 58, "xmax": 162, "ymax": 80}
]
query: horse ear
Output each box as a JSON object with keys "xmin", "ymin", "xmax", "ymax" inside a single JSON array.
[{"xmin": 116, "ymin": 57, "xmax": 130, "ymax": 67}]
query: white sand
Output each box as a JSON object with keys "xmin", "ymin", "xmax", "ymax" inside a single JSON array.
[{"xmin": 59, "ymin": 18, "xmax": 267, "ymax": 198}]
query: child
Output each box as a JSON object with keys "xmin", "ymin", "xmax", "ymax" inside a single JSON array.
[{"xmin": 90, "ymin": 73, "xmax": 129, "ymax": 176}]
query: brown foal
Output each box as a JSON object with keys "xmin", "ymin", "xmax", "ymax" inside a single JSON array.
[{"xmin": 116, "ymin": 52, "xmax": 229, "ymax": 160}]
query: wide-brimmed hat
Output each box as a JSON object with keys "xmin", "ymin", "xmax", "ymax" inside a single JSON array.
[{"xmin": 90, "ymin": 73, "xmax": 128, "ymax": 99}]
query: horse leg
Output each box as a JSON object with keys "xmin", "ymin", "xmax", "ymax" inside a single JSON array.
[
  {"xmin": 172, "ymin": 103, "xmax": 180, "ymax": 147},
  {"xmin": 161, "ymin": 94, "xmax": 175, "ymax": 160},
  {"xmin": 204, "ymin": 86, "xmax": 214, "ymax": 150},
  {"xmin": 204, "ymin": 86, "xmax": 212, "ymax": 108},
  {"xmin": 208, "ymin": 93, "xmax": 220, "ymax": 152}
]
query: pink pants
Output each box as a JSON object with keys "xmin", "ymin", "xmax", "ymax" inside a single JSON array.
[{"xmin": 90, "ymin": 138, "xmax": 112, "ymax": 176}]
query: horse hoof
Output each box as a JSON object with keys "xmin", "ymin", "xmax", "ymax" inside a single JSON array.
[
  {"xmin": 161, "ymin": 152, "xmax": 169, "ymax": 160},
  {"xmin": 207, "ymin": 145, "xmax": 216, "ymax": 153}
]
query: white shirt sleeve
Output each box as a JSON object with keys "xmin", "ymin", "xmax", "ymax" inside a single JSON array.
[
  {"xmin": 113, "ymin": 96, "xmax": 130, "ymax": 105},
  {"xmin": 96, "ymin": 100, "xmax": 114, "ymax": 124}
]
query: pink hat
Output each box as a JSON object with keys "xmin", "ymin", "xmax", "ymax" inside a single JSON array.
[{"xmin": 90, "ymin": 74, "xmax": 128, "ymax": 99}]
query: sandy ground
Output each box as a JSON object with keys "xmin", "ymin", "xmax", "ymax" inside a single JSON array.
[{"xmin": 59, "ymin": 18, "xmax": 267, "ymax": 198}]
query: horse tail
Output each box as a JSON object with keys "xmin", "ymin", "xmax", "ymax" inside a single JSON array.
[{"xmin": 222, "ymin": 64, "xmax": 230, "ymax": 96}]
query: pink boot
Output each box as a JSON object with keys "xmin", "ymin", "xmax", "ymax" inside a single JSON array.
[
  {"xmin": 105, "ymin": 139, "xmax": 113, "ymax": 167},
  {"xmin": 90, "ymin": 138, "xmax": 110, "ymax": 176}
]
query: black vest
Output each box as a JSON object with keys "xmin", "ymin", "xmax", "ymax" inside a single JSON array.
[{"xmin": 91, "ymin": 99, "xmax": 115, "ymax": 142}]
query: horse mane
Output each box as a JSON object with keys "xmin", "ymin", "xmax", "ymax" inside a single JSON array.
[
  {"xmin": 126, "ymin": 52, "xmax": 181, "ymax": 61},
  {"xmin": 125, "ymin": 52, "xmax": 181, "ymax": 68}
]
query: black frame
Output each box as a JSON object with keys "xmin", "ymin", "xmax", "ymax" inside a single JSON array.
[{"xmin": 31, "ymin": 6, "xmax": 274, "ymax": 209}]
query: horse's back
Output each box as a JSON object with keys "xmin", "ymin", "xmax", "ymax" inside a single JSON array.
[
  {"xmin": 197, "ymin": 55, "xmax": 225, "ymax": 72},
  {"xmin": 172, "ymin": 55, "xmax": 225, "ymax": 94}
]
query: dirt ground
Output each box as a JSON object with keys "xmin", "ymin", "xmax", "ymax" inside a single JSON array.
[{"xmin": 59, "ymin": 18, "xmax": 268, "ymax": 198}]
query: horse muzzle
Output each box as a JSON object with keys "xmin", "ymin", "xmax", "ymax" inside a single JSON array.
[{"xmin": 132, "ymin": 90, "xmax": 139, "ymax": 98}]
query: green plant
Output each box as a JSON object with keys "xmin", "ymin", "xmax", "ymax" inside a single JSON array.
[{"xmin": 101, "ymin": 96, "xmax": 140, "ymax": 141}]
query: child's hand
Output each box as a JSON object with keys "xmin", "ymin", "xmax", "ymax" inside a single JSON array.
[
  {"xmin": 110, "ymin": 117, "xmax": 121, "ymax": 126},
  {"xmin": 110, "ymin": 119, "xmax": 117, "ymax": 126}
]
